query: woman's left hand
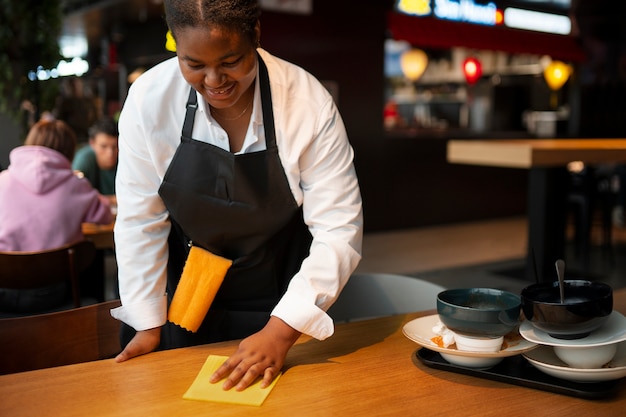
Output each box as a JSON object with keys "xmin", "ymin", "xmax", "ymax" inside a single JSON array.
[{"xmin": 209, "ymin": 316, "xmax": 301, "ymax": 391}]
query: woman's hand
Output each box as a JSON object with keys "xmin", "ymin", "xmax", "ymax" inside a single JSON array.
[
  {"xmin": 115, "ymin": 327, "xmax": 161, "ymax": 362},
  {"xmin": 210, "ymin": 316, "xmax": 301, "ymax": 391}
]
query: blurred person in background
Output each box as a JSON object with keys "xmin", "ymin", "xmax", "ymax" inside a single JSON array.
[
  {"xmin": 53, "ymin": 77, "xmax": 99, "ymax": 145},
  {"xmin": 73, "ymin": 118, "xmax": 119, "ymax": 206},
  {"xmin": 0, "ymin": 119, "xmax": 113, "ymax": 313}
]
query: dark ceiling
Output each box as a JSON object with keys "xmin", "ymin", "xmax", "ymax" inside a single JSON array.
[
  {"xmin": 60, "ymin": 0, "xmax": 626, "ymax": 72},
  {"xmin": 61, "ymin": 0, "xmax": 625, "ymax": 52},
  {"xmin": 61, "ymin": 0, "xmax": 166, "ymax": 54}
]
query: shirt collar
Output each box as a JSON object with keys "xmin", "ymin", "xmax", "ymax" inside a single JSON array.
[{"xmin": 196, "ymin": 66, "xmax": 264, "ymax": 154}]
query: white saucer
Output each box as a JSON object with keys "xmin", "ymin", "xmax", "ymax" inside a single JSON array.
[
  {"xmin": 523, "ymin": 342, "xmax": 626, "ymax": 383},
  {"xmin": 403, "ymin": 315, "xmax": 537, "ymax": 368},
  {"xmin": 519, "ymin": 311, "xmax": 626, "ymax": 347}
]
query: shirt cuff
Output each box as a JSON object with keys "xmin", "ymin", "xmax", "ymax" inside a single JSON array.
[
  {"xmin": 271, "ymin": 295, "xmax": 335, "ymax": 340},
  {"xmin": 110, "ymin": 294, "xmax": 168, "ymax": 331}
]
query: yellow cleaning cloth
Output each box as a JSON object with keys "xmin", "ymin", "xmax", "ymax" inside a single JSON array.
[
  {"xmin": 183, "ymin": 355, "xmax": 281, "ymax": 406},
  {"xmin": 168, "ymin": 246, "xmax": 232, "ymax": 332}
]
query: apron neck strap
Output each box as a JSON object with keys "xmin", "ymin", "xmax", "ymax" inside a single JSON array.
[
  {"xmin": 182, "ymin": 88, "xmax": 198, "ymax": 140},
  {"xmin": 257, "ymin": 54, "xmax": 276, "ymax": 148},
  {"xmin": 181, "ymin": 53, "xmax": 276, "ymax": 147}
]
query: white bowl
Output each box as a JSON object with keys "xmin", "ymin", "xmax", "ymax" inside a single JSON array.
[
  {"xmin": 524, "ymin": 342, "xmax": 626, "ymax": 382},
  {"xmin": 440, "ymin": 352, "xmax": 503, "ymax": 369},
  {"xmin": 402, "ymin": 315, "xmax": 538, "ymax": 371},
  {"xmin": 553, "ymin": 343, "xmax": 618, "ymax": 369},
  {"xmin": 453, "ymin": 332, "xmax": 504, "ymax": 353}
]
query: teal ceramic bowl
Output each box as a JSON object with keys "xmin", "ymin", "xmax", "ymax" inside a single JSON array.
[{"xmin": 437, "ymin": 288, "xmax": 522, "ymax": 337}]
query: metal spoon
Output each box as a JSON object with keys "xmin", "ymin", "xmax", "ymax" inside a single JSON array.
[{"xmin": 555, "ymin": 259, "xmax": 565, "ymax": 304}]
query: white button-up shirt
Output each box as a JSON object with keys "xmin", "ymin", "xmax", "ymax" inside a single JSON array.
[{"xmin": 111, "ymin": 49, "xmax": 363, "ymax": 340}]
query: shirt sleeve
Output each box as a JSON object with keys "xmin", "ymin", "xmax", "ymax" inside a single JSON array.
[
  {"xmin": 110, "ymin": 86, "xmax": 172, "ymax": 331},
  {"xmin": 271, "ymin": 96, "xmax": 363, "ymax": 341}
]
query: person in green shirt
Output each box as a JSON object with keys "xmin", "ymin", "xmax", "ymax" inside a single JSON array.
[{"xmin": 72, "ymin": 118, "xmax": 118, "ymax": 206}]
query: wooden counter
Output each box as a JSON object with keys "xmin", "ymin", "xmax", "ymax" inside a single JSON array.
[
  {"xmin": 2, "ymin": 289, "xmax": 625, "ymax": 417},
  {"xmin": 447, "ymin": 139, "xmax": 626, "ymax": 169},
  {"xmin": 447, "ymin": 138, "xmax": 626, "ymax": 281}
]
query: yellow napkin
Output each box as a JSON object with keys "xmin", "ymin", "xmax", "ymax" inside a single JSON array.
[
  {"xmin": 183, "ymin": 355, "xmax": 281, "ymax": 406},
  {"xmin": 168, "ymin": 246, "xmax": 232, "ymax": 332}
]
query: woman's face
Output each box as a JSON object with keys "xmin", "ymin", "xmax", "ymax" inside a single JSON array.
[{"xmin": 175, "ymin": 24, "xmax": 258, "ymax": 110}]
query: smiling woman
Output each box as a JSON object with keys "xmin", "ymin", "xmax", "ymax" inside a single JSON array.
[
  {"xmin": 175, "ymin": 25, "xmax": 257, "ymax": 132},
  {"xmin": 111, "ymin": 0, "xmax": 363, "ymax": 394},
  {"xmin": 166, "ymin": 0, "xmax": 260, "ymax": 151}
]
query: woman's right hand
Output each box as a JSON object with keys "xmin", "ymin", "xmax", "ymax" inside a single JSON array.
[{"xmin": 115, "ymin": 327, "xmax": 161, "ymax": 362}]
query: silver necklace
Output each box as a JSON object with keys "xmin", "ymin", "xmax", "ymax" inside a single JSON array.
[{"xmin": 210, "ymin": 99, "xmax": 253, "ymax": 121}]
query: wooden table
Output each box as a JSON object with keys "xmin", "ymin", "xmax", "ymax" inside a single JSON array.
[
  {"xmin": 448, "ymin": 138, "xmax": 626, "ymax": 281},
  {"xmin": 2, "ymin": 289, "xmax": 625, "ymax": 416},
  {"xmin": 82, "ymin": 222, "xmax": 115, "ymax": 250},
  {"xmin": 82, "ymin": 222, "xmax": 115, "ymax": 301}
]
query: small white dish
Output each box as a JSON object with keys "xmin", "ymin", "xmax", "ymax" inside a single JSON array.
[
  {"xmin": 519, "ymin": 311, "xmax": 626, "ymax": 347},
  {"xmin": 553, "ymin": 343, "xmax": 618, "ymax": 369},
  {"xmin": 402, "ymin": 315, "xmax": 537, "ymax": 369},
  {"xmin": 524, "ymin": 342, "xmax": 626, "ymax": 383},
  {"xmin": 454, "ymin": 332, "xmax": 503, "ymax": 353},
  {"xmin": 439, "ymin": 352, "xmax": 503, "ymax": 369}
]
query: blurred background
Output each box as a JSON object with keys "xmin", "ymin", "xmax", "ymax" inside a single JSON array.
[{"xmin": 2, "ymin": 0, "xmax": 625, "ymax": 234}]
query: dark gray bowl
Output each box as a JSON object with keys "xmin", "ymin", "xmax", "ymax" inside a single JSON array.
[
  {"xmin": 521, "ymin": 280, "xmax": 613, "ymax": 340},
  {"xmin": 436, "ymin": 288, "xmax": 522, "ymax": 337}
]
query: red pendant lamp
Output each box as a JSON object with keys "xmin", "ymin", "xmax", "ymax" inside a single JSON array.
[{"xmin": 463, "ymin": 57, "xmax": 482, "ymax": 85}]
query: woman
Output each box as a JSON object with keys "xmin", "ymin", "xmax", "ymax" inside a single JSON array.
[
  {"xmin": 0, "ymin": 119, "xmax": 113, "ymax": 251},
  {"xmin": 0, "ymin": 119, "xmax": 113, "ymax": 311},
  {"xmin": 112, "ymin": 0, "xmax": 363, "ymax": 391}
]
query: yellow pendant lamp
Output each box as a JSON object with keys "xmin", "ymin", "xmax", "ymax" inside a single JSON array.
[
  {"xmin": 544, "ymin": 60, "xmax": 571, "ymax": 91},
  {"xmin": 544, "ymin": 60, "xmax": 572, "ymax": 108},
  {"xmin": 400, "ymin": 48, "xmax": 428, "ymax": 81}
]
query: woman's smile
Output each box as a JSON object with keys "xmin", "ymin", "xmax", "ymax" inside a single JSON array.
[
  {"xmin": 205, "ymin": 82, "xmax": 237, "ymax": 102},
  {"xmin": 175, "ymin": 25, "xmax": 258, "ymax": 111}
]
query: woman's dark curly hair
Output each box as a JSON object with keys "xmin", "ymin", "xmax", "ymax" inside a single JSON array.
[{"xmin": 164, "ymin": 0, "xmax": 260, "ymax": 45}]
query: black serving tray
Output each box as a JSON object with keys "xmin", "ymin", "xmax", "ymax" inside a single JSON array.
[{"xmin": 414, "ymin": 348, "xmax": 619, "ymax": 399}]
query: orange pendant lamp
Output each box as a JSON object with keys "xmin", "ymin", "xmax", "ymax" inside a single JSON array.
[
  {"xmin": 400, "ymin": 48, "xmax": 429, "ymax": 81},
  {"xmin": 544, "ymin": 60, "xmax": 572, "ymax": 108},
  {"xmin": 543, "ymin": 60, "xmax": 571, "ymax": 91}
]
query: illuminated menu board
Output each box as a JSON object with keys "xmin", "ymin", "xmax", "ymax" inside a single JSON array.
[
  {"xmin": 395, "ymin": 0, "xmax": 571, "ymax": 35},
  {"xmin": 508, "ymin": 1, "xmax": 569, "ymax": 13}
]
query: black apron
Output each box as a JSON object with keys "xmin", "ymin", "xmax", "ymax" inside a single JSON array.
[{"xmin": 121, "ymin": 56, "xmax": 312, "ymax": 350}]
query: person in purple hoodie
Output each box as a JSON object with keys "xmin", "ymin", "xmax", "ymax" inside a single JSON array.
[{"xmin": 0, "ymin": 119, "xmax": 113, "ymax": 313}]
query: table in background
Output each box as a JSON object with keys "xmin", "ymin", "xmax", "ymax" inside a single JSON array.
[
  {"xmin": 82, "ymin": 222, "xmax": 115, "ymax": 301},
  {"xmin": 82, "ymin": 222, "xmax": 114, "ymax": 250},
  {"xmin": 447, "ymin": 138, "xmax": 626, "ymax": 282},
  {"xmin": 2, "ymin": 290, "xmax": 625, "ymax": 417}
]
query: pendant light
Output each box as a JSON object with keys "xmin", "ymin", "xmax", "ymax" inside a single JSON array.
[
  {"xmin": 544, "ymin": 60, "xmax": 572, "ymax": 108},
  {"xmin": 400, "ymin": 48, "xmax": 428, "ymax": 81},
  {"xmin": 543, "ymin": 60, "xmax": 571, "ymax": 91},
  {"xmin": 462, "ymin": 57, "xmax": 482, "ymax": 85}
]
